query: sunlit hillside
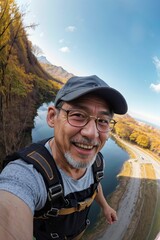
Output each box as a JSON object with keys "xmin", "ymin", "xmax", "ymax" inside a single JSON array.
[
  {"xmin": 38, "ymin": 56, "xmax": 74, "ymax": 83},
  {"xmin": 0, "ymin": 0, "xmax": 63, "ymax": 161},
  {"xmin": 114, "ymin": 114, "xmax": 160, "ymax": 158}
]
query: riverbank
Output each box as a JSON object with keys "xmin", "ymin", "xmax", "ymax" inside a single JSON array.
[{"xmin": 82, "ymin": 136, "xmax": 160, "ymax": 240}]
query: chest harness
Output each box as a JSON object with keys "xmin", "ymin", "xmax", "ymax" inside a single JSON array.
[{"xmin": 4, "ymin": 139, "xmax": 104, "ymax": 240}]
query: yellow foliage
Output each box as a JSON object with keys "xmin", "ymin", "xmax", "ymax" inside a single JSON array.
[{"xmin": 114, "ymin": 114, "xmax": 160, "ymax": 156}]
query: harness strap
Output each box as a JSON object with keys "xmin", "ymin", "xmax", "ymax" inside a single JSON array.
[
  {"xmin": 9, "ymin": 139, "xmax": 66, "ymax": 205},
  {"xmin": 18, "ymin": 142, "xmax": 62, "ymax": 188},
  {"xmin": 92, "ymin": 152, "xmax": 104, "ymax": 182},
  {"xmin": 36, "ymin": 190, "xmax": 97, "ymax": 219},
  {"xmin": 56, "ymin": 190, "xmax": 97, "ymax": 215}
]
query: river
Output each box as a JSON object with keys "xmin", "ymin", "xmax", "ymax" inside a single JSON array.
[{"xmin": 31, "ymin": 102, "xmax": 129, "ymax": 229}]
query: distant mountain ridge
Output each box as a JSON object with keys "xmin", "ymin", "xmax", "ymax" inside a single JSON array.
[
  {"xmin": 135, "ymin": 117, "xmax": 160, "ymax": 130},
  {"xmin": 38, "ymin": 56, "xmax": 74, "ymax": 83},
  {"xmin": 38, "ymin": 56, "xmax": 52, "ymax": 65}
]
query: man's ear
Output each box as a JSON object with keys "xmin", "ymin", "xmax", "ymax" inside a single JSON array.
[{"xmin": 47, "ymin": 106, "xmax": 57, "ymax": 128}]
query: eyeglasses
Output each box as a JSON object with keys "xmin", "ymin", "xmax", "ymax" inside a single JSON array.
[{"xmin": 57, "ymin": 107, "xmax": 117, "ymax": 133}]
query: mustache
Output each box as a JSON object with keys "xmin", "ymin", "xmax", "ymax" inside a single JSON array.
[{"xmin": 71, "ymin": 137, "xmax": 100, "ymax": 146}]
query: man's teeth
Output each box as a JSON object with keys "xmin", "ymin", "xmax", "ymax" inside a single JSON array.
[{"xmin": 75, "ymin": 143, "xmax": 93, "ymax": 149}]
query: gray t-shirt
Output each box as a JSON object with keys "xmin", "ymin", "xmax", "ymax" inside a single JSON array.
[{"xmin": 0, "ymin": 141, "xmax": 94, "ymax": 214}]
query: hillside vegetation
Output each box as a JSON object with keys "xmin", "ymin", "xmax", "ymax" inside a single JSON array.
[
  {"xmin": 38, "ymin": 56, "xmax": 74, "ymax": 83},
  {"xmin": 0, "ymin": 0, "xmax": 63, "ymax": 161},
  {"xmin": 113, "ymin": 114, "xmax": 160, "ymax": 157},
  {"xmin": 0, "ymin": 0, "xmax": 62, "ymax": 106}
]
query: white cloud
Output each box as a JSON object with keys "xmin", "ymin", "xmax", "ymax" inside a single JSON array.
[
  {"xmin": 59, "ymin": 46, "xmax": 70, "ymax": 53},
  {"xmin": 150, "ymin": 83, "xmax": 160, "ymax": 93},
  {"xmin": 150, "ymin": 56, "xmax": 160, "ymax": 93},
  {"xmin": 153, "ymin": 56, "xmax": 160, "ymax": 76},
  {"xmin": 40, "ymin": 32, "xmax": 44, "ymax": 38},
  {"xmin": 59, "ymin": 39, "xmax": 64, "ymax": 44},
  {"xmin": 65, "ymin": 26, "xmax": 76, "ymax": 32}
]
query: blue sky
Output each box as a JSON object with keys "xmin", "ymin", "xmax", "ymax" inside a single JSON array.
[{"xmin": 16, "ymin": 0, "xmax": 160, "ymax": 126}]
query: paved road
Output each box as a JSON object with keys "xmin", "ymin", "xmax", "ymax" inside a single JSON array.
[{"xmin": 98, "ymin": 140, "xmax": 160, "ymax": 240}]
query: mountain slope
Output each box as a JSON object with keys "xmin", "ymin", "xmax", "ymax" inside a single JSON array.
[{"xmin": 38, "ymin": 56, "xmax": 74, "ymax": 83}]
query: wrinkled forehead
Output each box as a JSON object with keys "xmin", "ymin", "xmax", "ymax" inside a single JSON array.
[{"xmin": 63, "ymin": 92, "xmax": 113, "ymax": 115}]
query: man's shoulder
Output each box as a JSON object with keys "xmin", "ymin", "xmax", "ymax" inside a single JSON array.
[{"xmin": 0, "ymin": 157, "xmax": 47, "ymax": 213}]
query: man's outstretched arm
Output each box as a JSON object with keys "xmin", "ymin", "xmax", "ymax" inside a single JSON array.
[
  {"xmin": 95, "ymin": 183, "xmax": 118, "ymax": 224},
  {"xmin": 0, "ymin": 190, "xmax": 33, "ymax": 240}
]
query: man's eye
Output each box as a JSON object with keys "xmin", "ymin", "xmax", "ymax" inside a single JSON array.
[
  {"xmin": 98, "ymin": 119, "xmax": 109, "ymax": 125},
  {"xmin": 70, "ymin": 112, "xmax": 86, "ymax": 119}
]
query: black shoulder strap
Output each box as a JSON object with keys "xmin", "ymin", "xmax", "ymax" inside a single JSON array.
[
  {"xmin": 23, "ymin": 139, "xmax": 65, "ymax": 201},
  {"xmin": 4, "ymin": 138, "xmax": 64, "ymax": 202},
  {"xmin": 18, "ymin": 142, "xmax": 60, "ymax": 187},
  {"xmin": 92, "ymin": 152, "xmax": 104, "ymax": 182}
]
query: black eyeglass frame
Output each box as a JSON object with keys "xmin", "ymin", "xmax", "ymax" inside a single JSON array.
[{"xmin": 57, "ymin": 107, "xmax": 117, "ymax": 133}]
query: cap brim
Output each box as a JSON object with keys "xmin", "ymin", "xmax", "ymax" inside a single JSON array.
[{"xmin": 61, "ymin": 86, "xmax": 128, "ymax": 114}]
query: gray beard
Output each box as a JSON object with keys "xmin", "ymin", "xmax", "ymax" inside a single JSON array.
[{"xmin": 64, "ymin": 152, "xmax": 96, "ymax": 169}]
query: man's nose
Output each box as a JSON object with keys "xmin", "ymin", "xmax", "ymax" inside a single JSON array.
[{"xmin": 80, "ymin": 119, "xmax": 99, "ymax": 138}]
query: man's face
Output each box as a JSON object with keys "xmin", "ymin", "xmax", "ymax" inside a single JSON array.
[{"xmin": 50, "ymin": 95, "xmax": 112, "ymax": 169}]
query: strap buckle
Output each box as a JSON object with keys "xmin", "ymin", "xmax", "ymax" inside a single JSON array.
[
  {"xmin": 44, "ymin": 207, "xmax": 59, "ymax": 217},
  {"xmin": 48, "ymin": 184, "xmax": 63, "ymax": 201},
  {"xmin": 50, "ymin": 233, "xmax": 59, "ymax": 239},
  {"xmin": 77, "ymin": 201, "xmax": 87, "ymax": 212},
  {"xmin": 96, "ymin": 170, "xmax": 104, "ymax": 181}
]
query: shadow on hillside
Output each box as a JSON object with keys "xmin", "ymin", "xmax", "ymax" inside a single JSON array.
[{"xmin": 0, "ymin": 95, "xmax": 38, "ymax": 170}]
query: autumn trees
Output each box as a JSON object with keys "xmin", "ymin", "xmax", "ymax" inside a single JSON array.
[
  {"xmin": 114, "ymin": 114, "xmax": 160, "ymax": 157},
  {"xmin": 0, "ymin": 0, "xmax": 56, "ymax": 160},
  {"xmin": 0, "ymin": 0, "xmax": 35, "ymax": 106}
]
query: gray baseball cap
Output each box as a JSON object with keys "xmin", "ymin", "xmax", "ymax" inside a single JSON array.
[{"xmin": 54, "ymin": 75, "xmax": 128, "ymax": 114}]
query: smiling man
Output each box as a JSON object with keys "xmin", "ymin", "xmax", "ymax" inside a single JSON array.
[{"xmin": 0, "ymin": 75, "xmax": 128, "ymax": 240}]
